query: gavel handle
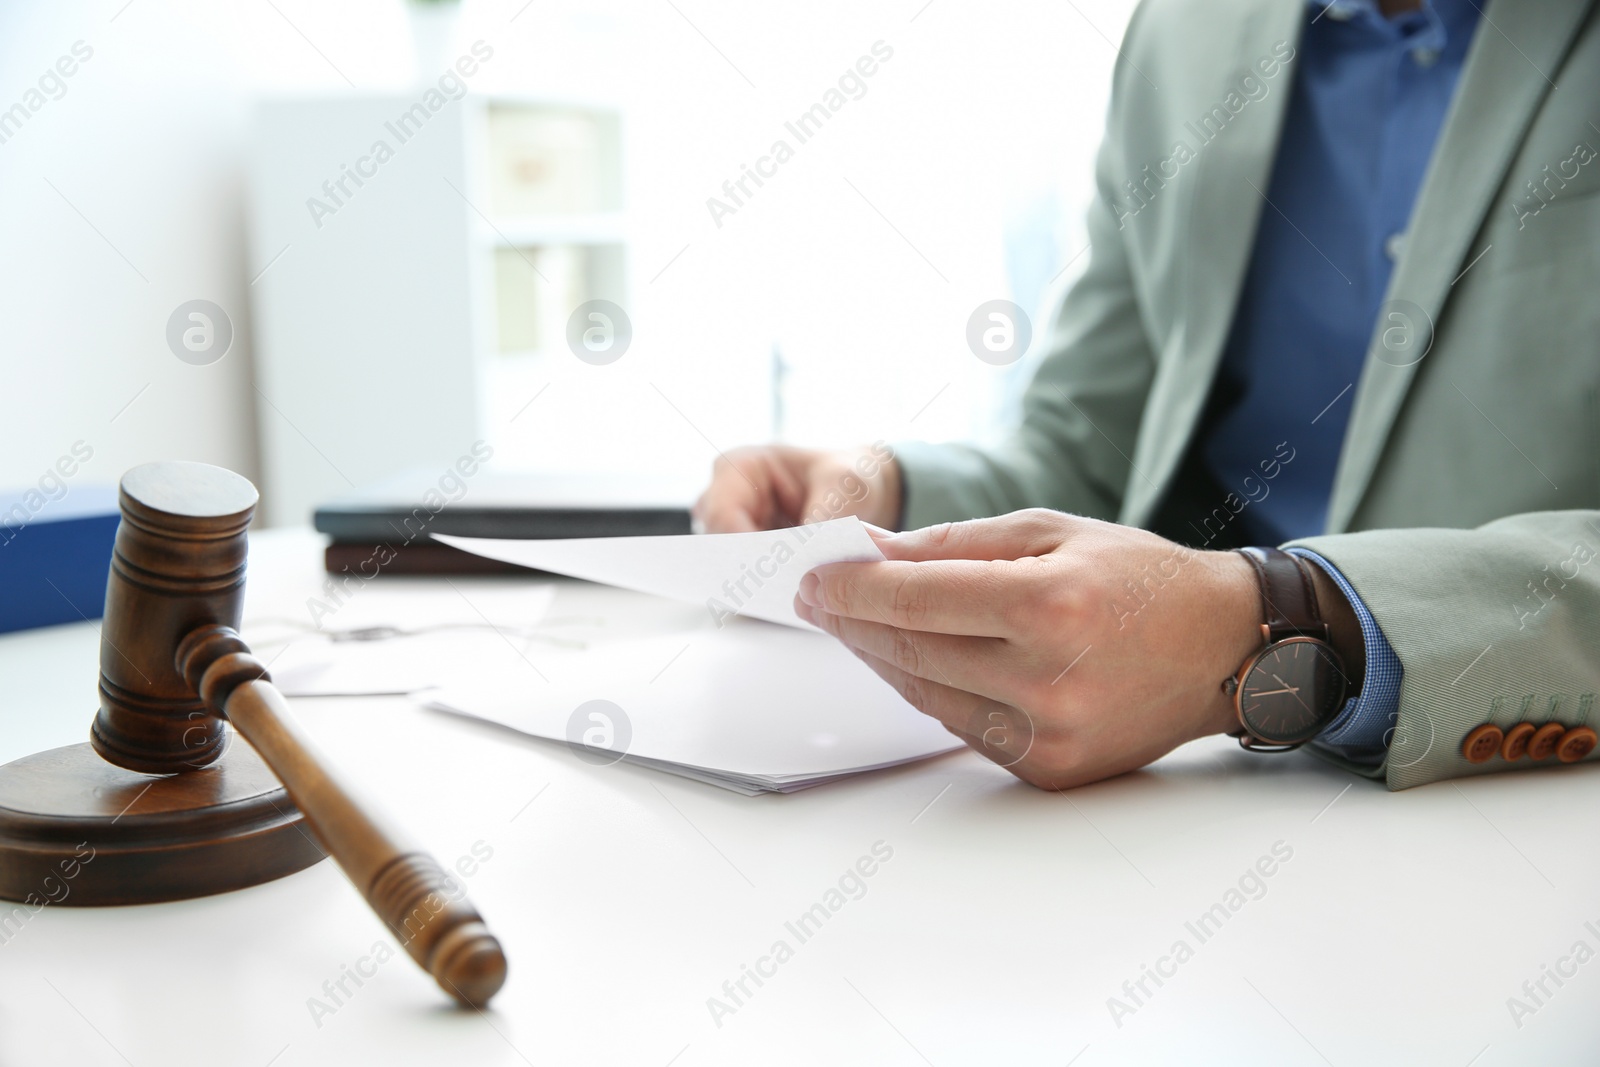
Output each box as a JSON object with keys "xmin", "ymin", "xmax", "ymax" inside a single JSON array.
[{"xmin": 179, "ymin": 629, "xmax": 507, "ymax": 1008}]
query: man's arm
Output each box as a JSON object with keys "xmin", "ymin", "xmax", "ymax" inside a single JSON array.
[
  {"xmin": 1292, "ymin": 511, "xmax": 1600, "ymax": 789},
  {"xmin": 795, "ymin": 508, "xmax": 1600, "ymax": 793}
]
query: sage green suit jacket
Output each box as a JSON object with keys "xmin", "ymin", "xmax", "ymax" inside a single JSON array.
[{"xmin": 895, "ymin": 0, "xmax": 1600, "ymax": 789}]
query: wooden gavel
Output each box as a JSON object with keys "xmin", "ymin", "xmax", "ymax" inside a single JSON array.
[{"xmin": 86, "ymin": 461, "xmax": 507, "ymax": 1007}]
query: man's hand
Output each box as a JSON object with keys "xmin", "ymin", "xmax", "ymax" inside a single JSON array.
[
  {"xmin": 693, "ymin": 444, "xmax": 901, "ymax": 534},
  {"xmin": 794, "ymin": 509, "xmax": 1269, "ymax": 790}
]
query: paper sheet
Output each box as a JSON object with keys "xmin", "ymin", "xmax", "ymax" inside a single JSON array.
[
  {"xmin": 418, "ymin": 607, "xmax": 964, "ymax": 793},
  {"xmin": 435, "ymin": 517, "xmax": 885, "ymax": 629}
]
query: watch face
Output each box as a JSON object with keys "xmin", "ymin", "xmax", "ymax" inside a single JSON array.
[{"xmin": 1237, "ymin": 638, "xmax": 1348, "ymax": 745}]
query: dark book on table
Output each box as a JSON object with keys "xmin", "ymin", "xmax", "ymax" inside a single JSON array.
[{"xmin": 315, "ymin": 469, "xmax": 697, "ymax": 575}]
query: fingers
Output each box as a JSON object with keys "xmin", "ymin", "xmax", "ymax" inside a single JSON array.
[
  {"xmin": 695, "ymin": 446, "xmax": 837, "ymax": 532},
  {"xmin": 761, "ymin": 447, "xmax": 811, "ymax": 520},
  {"xmin": 876, "ymin": 509, "xmax": 1070, "ymax": 563},
  {"xmin": 800, "ymin": 558, "xmax": 1016, "ymax": 636},
  {"xmin": 841, "ymin": 642, "xmax": 992, "ymax": 732},
  {"xmin": 797, "ymin": 597, "xmax": 1022, "ymax": 701},
  {"xmin": 845, "ymin": 647, "xmax": 1038, "ymax": 770},
  {"xmin": 693, "ymin": 485, "xmax": 761, "ymax": 533},
  {"xmin": 695, "ymin": 445, "xmax": 897, "ymax": 533},
  {"xmin": 693, "ymin": 449, "xmax": 783, "ymax": 533}
]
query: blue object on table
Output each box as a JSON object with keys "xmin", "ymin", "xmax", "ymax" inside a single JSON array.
[{"xmin": 0, "ymin": 485, "xmax": 120, "ymax": 634}]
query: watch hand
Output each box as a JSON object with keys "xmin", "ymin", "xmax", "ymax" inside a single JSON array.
[
  {"xmin": 1271, "ymin": 673, "xmax": 1312, "ymax": 712},
  {"xmin": 1251, "ymin": 687, "xmax": 1297, "ymax": 697}
]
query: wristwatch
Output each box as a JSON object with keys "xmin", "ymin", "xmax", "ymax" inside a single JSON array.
[{"xmin": 1224, "ymin": 547, "xmax": 1349, "ymax": 752}]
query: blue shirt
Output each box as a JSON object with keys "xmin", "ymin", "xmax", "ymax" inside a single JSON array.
[{"xmin": 1204, "ymin": 0, "xmax": 1481, "ymax": 756}]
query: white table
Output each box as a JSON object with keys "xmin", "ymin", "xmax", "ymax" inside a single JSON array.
[{"xmin": 1, "ymin": 530, "xmax": 1595, "ymax": 1066}]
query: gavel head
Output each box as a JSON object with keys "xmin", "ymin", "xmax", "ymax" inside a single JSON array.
[{"xmin": 90, "ymin": 461, "xmax": 259, "ymax": 775}]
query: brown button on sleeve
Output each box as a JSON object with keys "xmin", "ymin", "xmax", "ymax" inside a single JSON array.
[
  {"xmin": 1462, "ymin": 724, "xmax": 1504, "ymax": 764},
  {"xmin": 1500, "ymin": 722, "xmax": 1536, "ymax": 761},
  {"xmin": 1528, "ymin": 723, "xmax": 1567, "ymax": 761},
  {"xmin": 1557, "ymin": 726, "xmax": 1598, "ymax": 763}
]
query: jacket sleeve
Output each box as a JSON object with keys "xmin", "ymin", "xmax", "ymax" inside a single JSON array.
[{"xmin": 1289, "ymin": 510, "xmax": 1600, "ymax": 790}]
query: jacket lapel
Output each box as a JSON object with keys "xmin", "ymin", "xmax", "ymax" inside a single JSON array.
[
  {"xmin": 1126, "ymin": 0, "xmax": 1304, "ymax": 524},
  {"xmin": 1325, "ymin": 0, "xmax": 1597, "ymax": 533}
]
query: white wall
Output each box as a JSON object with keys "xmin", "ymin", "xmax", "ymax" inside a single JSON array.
[{"xmin": 0, "ymin": 0, "xmax": 1136, "ymax": 523}]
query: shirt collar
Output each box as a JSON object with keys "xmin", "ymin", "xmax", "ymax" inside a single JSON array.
[{"xmin": 1307, "ymin": 0, "xmax": 1474, "ymax": 52}]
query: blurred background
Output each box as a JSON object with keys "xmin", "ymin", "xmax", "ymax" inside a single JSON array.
[{"xmin": 0, "ymin": 0, "xmax": 1136, "ymax": 526}]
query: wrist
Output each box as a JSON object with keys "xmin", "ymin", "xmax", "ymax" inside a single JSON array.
[
  {"xmin": 1303, "ymin": 557, "xmax": 1365, "ymax": 699},
  {"xmin": 862, "ymin": 451, "xmax": 903, "ymax": 531},
  {"xmin": 1205, "ymin": 549, "xmax": 1266, "ymax": 739}
]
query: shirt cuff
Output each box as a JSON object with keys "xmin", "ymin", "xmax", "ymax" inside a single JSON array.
[{"xmin": 1285, "ymin": 548, "xmax": 1404, "ymax": 763}]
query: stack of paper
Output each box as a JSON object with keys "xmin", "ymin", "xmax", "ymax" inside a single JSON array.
[
  {"xmin": 424, "ymin": 519, "xmax": 964, "ymax": 793},
  {"xmin": 421, "ymin": 619, "xmax": 963, "ymax": 794}
]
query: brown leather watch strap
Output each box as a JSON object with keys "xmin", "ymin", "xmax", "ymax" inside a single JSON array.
[{"xmin": 1236, "ymin": 546, "xmax": 1329, "ymax": 643}]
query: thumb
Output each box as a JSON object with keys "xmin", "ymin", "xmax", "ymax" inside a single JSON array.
[{"xmin": 874, "ymin": 510, "xmax": 1068, "ymax": 562}]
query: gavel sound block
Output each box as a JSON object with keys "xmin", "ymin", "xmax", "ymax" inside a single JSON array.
[{"xmin": 0, "ymin": 461, "xmax": 507, "ymax": 1007}]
